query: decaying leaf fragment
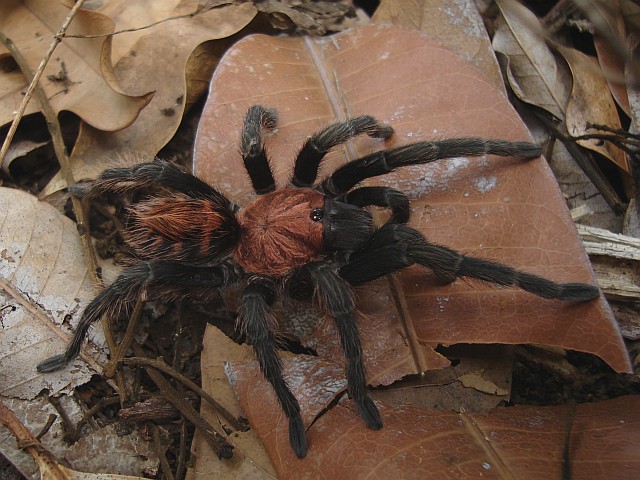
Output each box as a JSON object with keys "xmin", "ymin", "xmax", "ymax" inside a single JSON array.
[
  {"xmin": 0, "ymin": 187, "xmax": 162, "ymax": 477},
  {"xmin": 493, "ymin": 0, "xmax": 631, "ymax": 175},
  {"xmin": 187, "ymin": 325, "xmax": 277, "ymax": 480},
  {"xmin": 0, "ymin": 400, "xmax": 148, "ymax": 480},
  {"xmin": 0, "ymin": 187, "xmax": 103, "ymax": 395},
  {"xmin": 256, "ymin": 0, "xmax": 362, "ymax": 34}
]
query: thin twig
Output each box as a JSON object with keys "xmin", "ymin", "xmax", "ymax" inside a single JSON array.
[
  {"xmin": 63, "ymin": 1, "xmax": 235, "ymax": 39},
  {"xmin": 75, "ymin": 396, "xmax": 121, "ymax": 431},
  {"xmin": 0, "ymin": 402, "xmax": 69, "ymax": 478},
  {"xmin": 0, "ymin": 32, "xmax": 101, "ymax": 278},
  {"xmin": 123, "ymin": 356, "xmax": 247, "ymax": 432},
  {"xmin": 48, "ymin": 396, "xmax": 80, "ymax": 443},
  {"xmin": 140, "ymin": 363, "xmax": 234, "ymax": 459},
  {"xmin": 150, "ymin": 423, "xmax": 176, "ymax": 480},
  {"xmin": 103, "ymin": 293, "xmax": 146, "ymax": 379},
  {"xmin": 34, "ymin": 414, "xmax": 57, "ymax": 441},
  {"xmin": 561, "ymin": 399, "xmax": 577, "ymax": 480},
  {"xmin": 176, "ymin": 418, "xmax": 189, "ymax": 480},
  {"xmin": 534, "ymin": 111, "xmax": 626, "ymax": 212},
  {"xmin": 172, "ymin": 302, "xmax": 189, "ymax": 480}
]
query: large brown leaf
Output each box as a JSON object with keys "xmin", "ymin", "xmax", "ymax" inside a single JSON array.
[
  {"xmin": 373, "ymin": 0, "xmax": 504, "ymax": 92},
  {"xmin": 558, "ymin": 45, "xmax": 630, "ymax": 173},
  {"xmin": 223, "ymin": 389, "xmax": 640, "ymax": 479},
  {"xmin": 193, "ymin": 24, "xmax": 630, "ymax": 470}
]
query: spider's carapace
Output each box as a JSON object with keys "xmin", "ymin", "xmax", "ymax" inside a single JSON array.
[{"xmin": 235, "ymin": 188, "xmax": 325, "ymax": 276}]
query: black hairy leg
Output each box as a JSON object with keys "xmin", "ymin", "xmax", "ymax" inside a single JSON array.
[
  {"xmin": 321, "ymin": 138, "xmax": 542, "ymax": 197},
  {"xmin": 70, "ymin": 159, "xmax": 232, "ymax": 206},
  {"xmin": 340, "ymin": 224, "xmax": 600, "ymax": 301},
  {"xmin": 238, "ymin": 278, "xmax": 307, "ymax": 458},
  {"xmin": 292, "ymin": 116, "xmax": 393, "ymax": 188},
  {"xmin": 337, "ymin": 186, "xmax": 410, "ymax": 224},
  {"xmin": 241, "ymin": 105, "xmax": 278, "ymax": 194},
  {"xmin": 306, "ymin": 262, "xmax": 382, "ymax": 431},
  {"xmin": 37, "ymin": 261, "xmax": 238, "ymax": 373}
]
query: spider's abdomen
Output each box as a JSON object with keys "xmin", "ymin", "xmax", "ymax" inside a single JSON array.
[
  {"xmin": 125, "ymin": 194, "xmax": 239, "ymax": 262},
  {"xmin": 236, "ymin": 188, "xmax": 325, "ymax": 276}
]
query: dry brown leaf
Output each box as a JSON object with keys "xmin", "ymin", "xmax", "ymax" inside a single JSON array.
[
  {"xmin": 621, "ymin": 0, "xmax": 640, "ymax": 33},
  {"xmin": 222, "ymin": 393, "xmax": 639, "ymax": 479},
  {"xmin": 0, "ymin": 0, "xmax": 152, "ymax": 131},
  {"xmin": 373, "ymin": 0, "xmax": 504, "ymax": 91},
  {"xmin": 558, "ymin": 46, "xmax": 630, "ymax": 172},
  {"xmin": 42, "ymin": 1, "xmax": 257, "ymax": 196},
  {"xmin": 193, "ymin": 23, "xmax": 630, "ymax": 468},
  {"xmin": 82, "ymin": 0, "xmax": 182, "ymax": 64},
  {"xmin": 187, "ymin": 325, "xmax": 277, "ymax": 480},
  {"xmin": 588, "ymin": 0, "xmax": 632, "ymax": 115},
  {"xmin": 256, "ymin": 0, "xmax": 362, "ymax": 34},
  {"xmin": 493, "ymin": 0, "xmax": 571, "ymax": 119},
  {"xmin": 0, "ymin": 57, "xmax": 40, "ymax": 123},
  {"xmin": 0, "ymin": 138, "xmax": 49, "ymax": 175},
  {"xmin": 372, "ymin": 345, "xmax": 514, "ymax": 412}
]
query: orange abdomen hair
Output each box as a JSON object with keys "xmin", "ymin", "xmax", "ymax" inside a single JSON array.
[
  {"xmin": 235, "ymin": 188, "xmax": 325, "ymax": 276},
  {"xmin": 125, "ymin": 195, "xmax": 239, "ymax": 262}
]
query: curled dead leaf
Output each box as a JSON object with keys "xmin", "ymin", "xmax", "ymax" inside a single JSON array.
[
  {"xmin": 493, "ymin": 0, "xmax": 571, "ymax": 119},
  {"xmin": 0, "ymin": 0, "xmax": 152, "ymax": 131},
  {"xmin": 558, "ymin": 45, "xmax": 630, "ymax": 173}
]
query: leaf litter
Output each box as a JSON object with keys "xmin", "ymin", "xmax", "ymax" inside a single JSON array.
[{"xmin": 1, "ymin": 0, "xmax": 639, "ymax": 479}]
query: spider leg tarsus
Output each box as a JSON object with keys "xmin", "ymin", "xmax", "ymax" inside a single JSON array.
[
  {"xmin": 36, "ymin": 354, "xmax": 68, "ymax": 373},
  {"xmin": 501, "ymin": 140, "xmax": 542, "ymax": 159},
  {"xmin": 37, "ymin": 261, "xmax": 238, "ymax": 373},
  {"xmin": 241, "ymin": 105, "xmax": 278, "ymax": 195},
  {"xmin": 289, "ymin": 413, "xmax": 308, "ymax": 458},
  {"xmin": 218, "ymin": 442, "xmax": 234, "ymax": 460},
  {"xmin": 339, "ymin": 224, "xmax": 599, "ymax": 303},
  {"xmin": 240, "ymin": 279, "xmax": 309, "ymax": 456},
  {"xmin": 456, "ymin": 256, "xmax": 600, "ymax": 301},
  {"xmin": 357, "ymin": 395, "xmax": 382, "ymax": 430},
  {"xmin": 555, "ymin": 283, "xmax": 601, "ymax": 301}
]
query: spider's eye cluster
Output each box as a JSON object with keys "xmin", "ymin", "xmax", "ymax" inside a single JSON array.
[{"xmin": 310, "ymin": 208, "xmax": 324, "ymax": 222}]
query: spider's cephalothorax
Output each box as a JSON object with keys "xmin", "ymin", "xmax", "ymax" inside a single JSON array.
[{"xmin": 38, "ymin": 105, "xmax": 600, "ymax": 459}]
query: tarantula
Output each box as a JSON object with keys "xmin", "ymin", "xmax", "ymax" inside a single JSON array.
[{"xmin": 38, "ymin": 105, "xmax": 599, "ymax": 458}]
